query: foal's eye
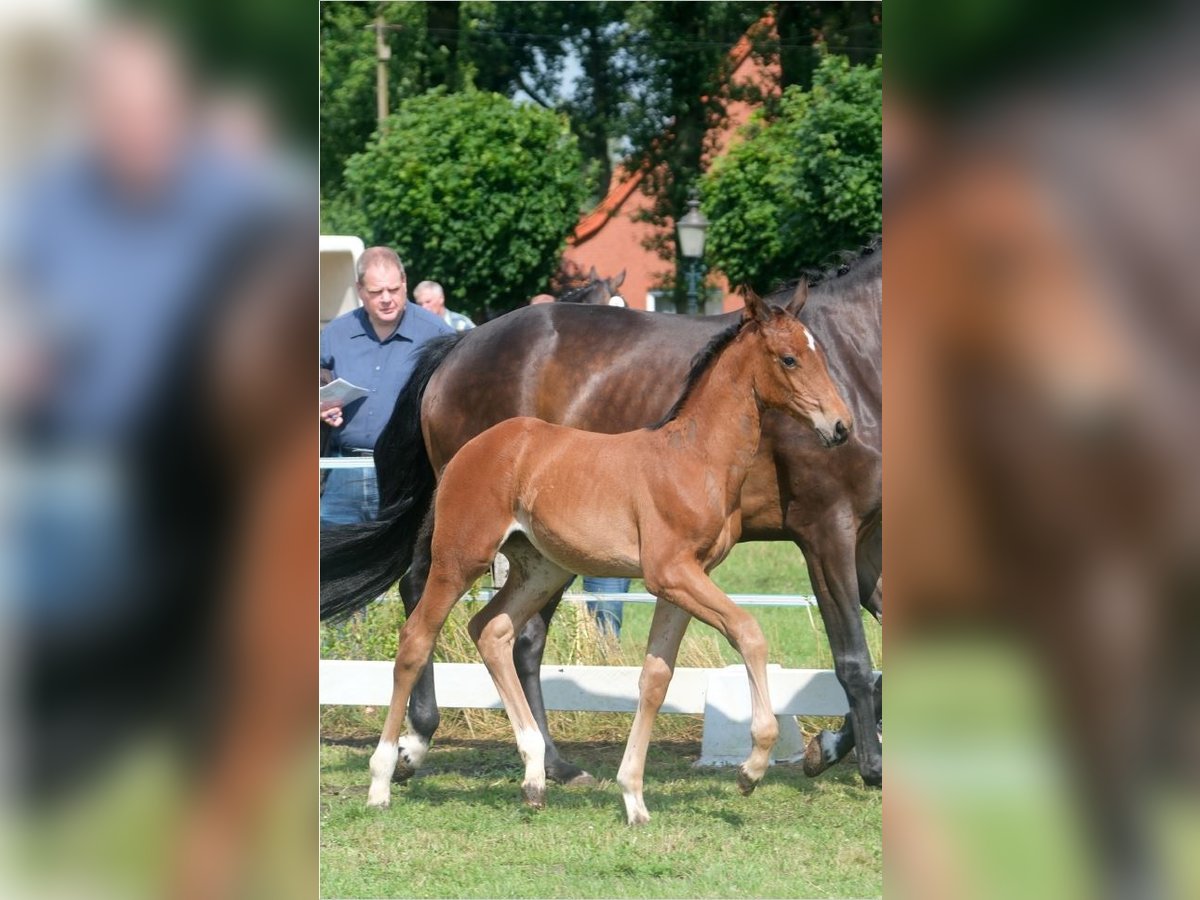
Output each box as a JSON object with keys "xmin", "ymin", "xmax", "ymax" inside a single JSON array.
[{"xmin": 781, "ymin": 355, "xmax": 797, "ymax": 368}]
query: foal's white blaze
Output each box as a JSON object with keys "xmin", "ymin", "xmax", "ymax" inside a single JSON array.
[
  {"xmin": 367, "ymin": 740, "xmax": 399, "ymax": 807},
  {"xmin": 803, "ymin": 326, "xmax": 816, "ymax": 352}
]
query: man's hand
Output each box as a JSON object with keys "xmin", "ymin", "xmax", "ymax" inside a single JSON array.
[{"xmin": 319, "ymin": 401, "xmax": 343, "ymax": 427}]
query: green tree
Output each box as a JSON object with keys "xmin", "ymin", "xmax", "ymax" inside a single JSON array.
[
  {"xmin": 328, "ymin": 90, "xmax": 587, "ymax": 320},
  {"xmin": 700, "ymin": 53, "xmax": 881, "ymax": 292}
]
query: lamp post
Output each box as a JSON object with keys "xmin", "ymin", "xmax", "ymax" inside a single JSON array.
[{"xmin": 676, "ymin": 193, "xmax": 709, "ymax": 315}]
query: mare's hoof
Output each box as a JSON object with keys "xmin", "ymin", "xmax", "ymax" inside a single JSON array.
[
  {"xmin": 365, "ymin": 794, "xmax": 390, "ymax": 809},
  {"xmin": 626, "ymin": 810, "xmax": 651, "ymax": 827},
  {"xmin": 547, "ymin": 762, "xmax": 591, "ymax": 786},
  {"xmin": 861, "ymin": 771, "xmax": 882, "ymax": 789},
  {"xmin": 735, "ymin": 768, "xmax": 760, "ymax": 796},
  {"xmin": 802, "ymin": 736, "xmax": 833, "ymax": 778},
  {"xmin": 522, "ymin": 784, "xmax": 547, "ymax": 809},
  {"xmin": 391, "ymin": 763, "xmax": 416, "ymax": 784}
]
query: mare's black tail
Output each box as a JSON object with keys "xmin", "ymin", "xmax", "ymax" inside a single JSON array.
[{"xmin": 320, "ymin": 332, "xmax": 466, "ymax": 622}]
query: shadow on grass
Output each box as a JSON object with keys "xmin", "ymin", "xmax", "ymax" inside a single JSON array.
[{"xmin": 321, "ymin": 738, "xmax": 876, "ymax": 834}]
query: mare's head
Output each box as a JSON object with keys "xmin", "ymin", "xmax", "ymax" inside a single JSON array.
[
  {"xmin": 743, "ymin": 283, "xmax": 853, "ymax": 447},
  {"xmin": 558, "ymin": 267, "xmax": 627, "ymax": 306}
]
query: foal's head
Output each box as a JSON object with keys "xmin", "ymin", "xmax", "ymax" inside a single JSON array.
[{"xmin": 743, "ymin": 284, "xmax": 853, "ymax": 447}]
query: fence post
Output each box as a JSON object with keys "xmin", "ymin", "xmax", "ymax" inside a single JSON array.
[{"xmin": 695, "ymin": 664, "xmax": 805, "ymax": 767}]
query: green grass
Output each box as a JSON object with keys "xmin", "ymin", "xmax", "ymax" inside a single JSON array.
[
  {"xmin": 321, "ymin": 541, "xmax": 882, "ymax": 897},
  {"xmin": 320, "ymin": 740, "xmax": 882, "ymax": 899}
]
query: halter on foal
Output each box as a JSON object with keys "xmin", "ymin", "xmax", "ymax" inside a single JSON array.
[{"xmin": 366, "ymin": 285, "xmax": 853, "ymax": 822}]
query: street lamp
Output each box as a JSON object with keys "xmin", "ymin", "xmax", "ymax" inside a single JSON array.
[{"xmin": 676, "ymin": 192, "xmax": 709, "ymax": 315}]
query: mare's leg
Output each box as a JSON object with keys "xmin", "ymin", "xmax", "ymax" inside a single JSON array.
[
  {"xmin": 468, "ymin": 540, "xmax": 572, "ymax": 808},
  {"xmin": 367, "ymin": 532, "xmax": 493, "ymax": 807},
  {"xmin": 804, "ymin": 673, "xmax": 882, "ymax": 777},
  {"xmin": 795, "ymin": 522, "xmax": 882, "ymax": 786},
  {"xmin": 513, "ymin": 585, "xmax": 597, "ymax": 785},
  {"xmin": 393, "ymin": 510, "xmax": 438, "ymax": 780},
  {"xmin": 645, "ymin": 560, "xmax": 779, "ymax": 792},
  {"xmin": 616, "ymin": 600, "xmax": 691, "ymax": 825},
  {"xmin": 805, "ymin": 521, "xmax": 883, "ymax": 775}
]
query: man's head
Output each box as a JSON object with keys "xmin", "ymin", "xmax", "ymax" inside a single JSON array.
[
  {"xmin": 413, "ymin": 281, "xmax": 446, "ymax": 317},
  {"xmin": 356, "ymin": 247, "xmax": 407, "ymax": 333},
  {"xmin": 529, "ymin": 293, "xmax": 555, "ymax": 305},
  {"xmin": 84, "ymin": 20, "xmax": 191, "ymax": 196}
]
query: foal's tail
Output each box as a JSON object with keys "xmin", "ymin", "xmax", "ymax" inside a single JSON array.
[{"xmin": 320, "ymin": 332, "xmax": 466, "ymax": 622}]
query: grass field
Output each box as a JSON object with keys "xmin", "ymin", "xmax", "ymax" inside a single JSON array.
[
  {"xmin": 320, "ymin": 541, "xmax": 883, "ymax": 898},
  {"xmin": 321, "ymin": 740, "xmax": 882, "ymax": 899}
]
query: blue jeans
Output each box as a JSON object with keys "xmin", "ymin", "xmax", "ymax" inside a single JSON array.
[
  {"xmin": 582, "ymin": 576, "xmax": 629, "ymax": 637},
  {"xmin": 320, "ymin": 463, "xmax": 379, "ymax": 527}
]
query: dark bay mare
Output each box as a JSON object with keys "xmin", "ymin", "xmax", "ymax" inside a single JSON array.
[{"xmin": 321, "ymin": 241, "xmax": 882, "ymax": 787}]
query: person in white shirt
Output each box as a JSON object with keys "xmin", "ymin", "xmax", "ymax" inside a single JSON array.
[{"xmin": 413, "ymin": 280, "xmax": 475, "ymax": 332}]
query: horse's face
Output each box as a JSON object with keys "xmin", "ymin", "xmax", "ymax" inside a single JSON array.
[
  {"xmin": 560, "ymin": 268, "xmax": 626, "ymax": 305},
  {"xmin": 745, "ymin": 285, "xmax": 854, "ymax": 448}
]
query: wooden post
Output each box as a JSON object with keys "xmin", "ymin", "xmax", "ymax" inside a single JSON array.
[{"xmin": 375, "ymin": 14, "xmax": 390, "ymax": 126}]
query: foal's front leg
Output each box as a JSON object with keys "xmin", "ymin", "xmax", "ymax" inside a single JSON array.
[
  {"xmin": 616, "ymin": 600, "xmax": 691, "ymax": 824},
  {"xmin": 646, "ymin": 561, "xmax": 779, "ymax": 792}
]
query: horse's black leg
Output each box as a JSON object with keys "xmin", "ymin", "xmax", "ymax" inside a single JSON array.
[
  {"xmin": 794, "ymin": 524, "xmax": 882, "ymax": 787},
  {"xmin": 392, "ymin": 514, "xmax": 439, "ymax": 781},
  {"xmin": 806, "ymin": 520, "xmax": 882, "ymax": 776},
  {"xmin": 804, "ymin": 673, "xmax": 882, "ymax": 776},
  {"xmin": 514, "ymin": 583, "xmax": 595, "ymax": 785}
]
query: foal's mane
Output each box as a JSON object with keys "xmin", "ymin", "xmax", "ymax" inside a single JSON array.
[{"xmin": 650, "ymin": 320, "xmax": 743, "ymax": 430}]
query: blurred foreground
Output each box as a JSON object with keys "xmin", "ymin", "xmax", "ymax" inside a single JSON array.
[
  {"xmin": 1, "ymin": 4, "xmax": 313, "ymax": 899},
  {"xmin": 886, "ymin": 3, "xmax": 1199, "ymax": 898}
]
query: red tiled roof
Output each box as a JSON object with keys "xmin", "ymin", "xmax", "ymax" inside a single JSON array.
[{"xmin": 568, "ymin": 13, "xmax": 776, "ymax": 249}]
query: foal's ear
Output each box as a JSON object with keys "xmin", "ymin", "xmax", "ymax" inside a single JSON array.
[
  {"xmin": 609, "ymin": 269, "xmax": 626, "ymax": 290},
  {"xmin": 785, "ymin": 280, "xmax": 809, "ymax": 317},
  {"xmin": 740, "ymin": 286, "xmax": 773, "ymax": 325},
  {"xmin": 587, "ymin": 265, "xmax": 599, "ymax": 282}
]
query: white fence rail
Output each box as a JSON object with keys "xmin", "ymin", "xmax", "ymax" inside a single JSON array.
[
  {"xmin": 319, "ymin": 454, "xmax": 854, "ymax": 765},
  {"xmin": 320, "ymin": 660, "xmax": 869, "ymax": 766}
]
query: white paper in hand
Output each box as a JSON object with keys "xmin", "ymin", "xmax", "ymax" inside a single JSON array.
[{"xmin": 320, "ymin": 378, "xmax": 370, "ymax": 406}]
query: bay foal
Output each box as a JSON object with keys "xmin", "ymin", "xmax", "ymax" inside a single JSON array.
[{"xmin": 366, "ymin": 286, "xmax": 853, "ymax": 822}]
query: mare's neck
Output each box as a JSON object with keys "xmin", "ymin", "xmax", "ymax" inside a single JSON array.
[{"xmin": 660, "ymin": 333, "xmax": 764, "ymax": 479}]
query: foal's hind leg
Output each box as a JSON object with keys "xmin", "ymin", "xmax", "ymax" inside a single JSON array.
[
  {"xmin": 468, "ymin": 540, "xmax": 572, "ymax": 808},
  {"xmin": 616, "ymin": 600, "xmax": 691, "ymax": 825},
  {"xmin": 367, "ymin": 544, "xmax": 492, "ymax": 807},
  {"xmin": 392, "ymin": 510, "xmax": 438, "ymax": 781},
  {"xmin": 514, "ymin": 585, "xmax": 596, "ymax": 786}
]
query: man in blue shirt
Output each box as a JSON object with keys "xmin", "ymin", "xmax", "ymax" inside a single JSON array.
[{"xmin": 320, "ymin": 247, "xmax": 452, "ymax": 525}]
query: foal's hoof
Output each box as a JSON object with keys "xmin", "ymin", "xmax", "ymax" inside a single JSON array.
[
  {"xmin": 735, "ymin": 767, "xmax": 760, "ymax": 796},
  {"xmin": 626, "ymin": 809, "xmax": 651, "ymax": 827},
  {"xmin": 802, "ymin": 735, "xmax": 834, "ymax": 778},
  {"xmin": 365, "ymin": 789, "xmax": 391, "ymax": 809},
  {"xmin": 522, "ymin": 783, "xmax": 547, "ymax": 809},
  {"xmin": 563, "ymin": 771, "xmax": 597, "ymax": 787}
]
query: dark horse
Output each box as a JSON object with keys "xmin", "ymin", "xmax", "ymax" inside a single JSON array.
[{"xmin": 322, "ymin": 243, "xmax": 882, "ymax": 787}]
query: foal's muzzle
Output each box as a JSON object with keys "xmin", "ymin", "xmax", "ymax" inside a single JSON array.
[{"xmin": 819, "ymin": 418, "xmax": 852, "ymax": 447}]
